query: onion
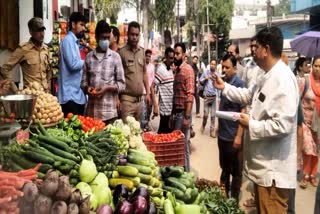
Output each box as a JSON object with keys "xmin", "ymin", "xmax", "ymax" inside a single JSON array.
[
  {"xmin": 118, "ymin": 158, "xmax": 127, "ymax": 165},
  {"xmin": 34, "ymin": 194, "xmax": 53, "ymax": 214},
  {"xmin": 96, "ymin": 205, "xmax": 113, "ymax": 214},
  {"xmin": 23, "ymin": 182, "xmax": 39, "ymax": 202},
  {"xmin": 69, "ymin": 189, "xmax": 82, "ymax": 205},
  {"xmin": 132, "ymin": 196, "xmax": 148, "ymax": 214},
  {"xmin": 79, "ymin": 196, "xmax": 91, "ymax": 214},
  {"xmin": 51, "ymin": 201, "xmax": 68, "ymax": 214},
  {"xmin": 55, "ymin": 176, "xmax": 72, "ymax": 201},
  {"xmin": 67, "ymin": 203, "xmax": 79, "ymax": 214}
]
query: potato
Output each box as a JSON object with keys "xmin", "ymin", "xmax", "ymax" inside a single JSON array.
[
  {"xmin": 46, "ymin": 118, "xmax": 51, "ymax": 124},
  {"xmin": 48, "ymin": 112, "xmax": 53, "ymax": 118},
  {"xmin": 32, "ymin": 115, "xmax": 36, "ymax": 120},
  {"xmin": 36, "ymin": 112, "xmax": 42, "ymax": 119},
  {"xmin": 40, "ymin": 118, "xmax": 46, "ymax": 124},
  {"xmin": 42, "ymin": 113, "xmax": 48, "ymax": 119},
  {"xmin": 52, "ymin": 117, "xmax": 57, "ymax": 123}
]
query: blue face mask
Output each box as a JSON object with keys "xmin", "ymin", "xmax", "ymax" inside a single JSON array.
[{"xmin": 99, "ymin": 39, "xmax": 110, "ymax": 51}]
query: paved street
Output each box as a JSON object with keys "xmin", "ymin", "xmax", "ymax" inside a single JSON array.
[{"xmin": 149, "ymin": 99, "xmax": 318, "ymax": 214}]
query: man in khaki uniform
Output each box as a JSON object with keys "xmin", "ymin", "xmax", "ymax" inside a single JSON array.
[
  {"xmin": 1, "ymin": 17, "xmax": 51, "ymax": 92},
  {"xmin": 119, "ymin": 21, "xmax": 150, "ymax": 121}
]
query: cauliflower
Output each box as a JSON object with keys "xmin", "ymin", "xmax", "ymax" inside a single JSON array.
[
  {"xmin": 113, "ymin": 119, "xmax": 124, "ymax": 128},
  {"xmin": 129, "ymin": 135, "xmax": 143, "ymax": 149},
  {"xmin": 122, "ymin": 125, "xmax": 131, "ymax": 137},
  {"xmin": 126, "ymin": 116, "xmax": 136, "ymax": 124}
]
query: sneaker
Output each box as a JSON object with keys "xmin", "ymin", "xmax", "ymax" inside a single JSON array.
[{"xmin": 200, "ymin": 125, "xmax": 205, "ymax": 134}]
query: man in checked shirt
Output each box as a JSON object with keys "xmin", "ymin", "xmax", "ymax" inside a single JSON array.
[
  {"xmin": 81, "ymin": 20, "xmax": 125, "ymax": 124},
  {"xmin": 171, "ymin": 43, "xmax": 195, "ymax": 172}
]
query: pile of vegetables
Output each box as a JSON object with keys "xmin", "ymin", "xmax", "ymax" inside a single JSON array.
[
  {"xmin": 199, "ymin": 186, "xmax": 244, "ymax": 214},
  {"xmin": 161, "ymin": 166, "xmax": 199, "ymax": 205},
  {"xmin": 58, "ymin": 115, "xmax": 87, "ymax": 141},
  {"xmin": 65, "ymin": 113, "xmax": 106, "ymax": 133},
  {"xmin": 20, "ymin": 170, "xmax": 91, "ymax": 214},
  {"xmin": 143, "ymin": 130, "xmax": 184, "ymax": 144},
  {"xmin": 76, "ymin": 163, "xmax": 113, "ymax": 212},
  {"xmin": 195, "ymin": 178, "xmax": 220, "ymax": 192},
  {"xmin": 112, "ymin": 185, "xmax": 157, "ymax": 214},
  {"xmin": 17, "ymin": 82, "xmax": 64, "ymax": 125},
  {"xmin": 84, "ymin": 130, "xmax": 120, "ymax": 174},
  {"xmin": 0, "ymin": 164, "xmax": 41, "ymax": 213}
]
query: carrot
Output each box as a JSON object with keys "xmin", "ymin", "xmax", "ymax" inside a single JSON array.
[{"xmin": 0, "ymin": 196, "xmax": 12, "ymax": 204}]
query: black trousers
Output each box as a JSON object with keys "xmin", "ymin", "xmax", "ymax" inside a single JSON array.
[
  {"xmin": 218, "ymin": 138, "xmax": 243, "ymax": 200},
  {"xmin": 195, "ymin": 86, "xmax": 200, "ymax": 114},
  {"xmin": 61, "ymin": 101, "xmax": 85, "ymax": 118},
  {"xmin": 158, "ymin": 115, "xmax": 172, "ymax": 134}
]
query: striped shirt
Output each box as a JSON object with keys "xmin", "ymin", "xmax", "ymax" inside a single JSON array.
[
  {"xmin": 154, "ymin": 63, "xmax": 174, "ymax": 116},
  {"xmin": 81, "ymin": 48, "xmax": 125, "ymax": 121}
]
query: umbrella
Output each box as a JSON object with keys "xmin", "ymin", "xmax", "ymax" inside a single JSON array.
[{"xmin": 290, "ymin": 31, "xmax": 320, "ymax": 57}]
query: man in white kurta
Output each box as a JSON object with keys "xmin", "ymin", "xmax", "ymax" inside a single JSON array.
[{"xmin": 214, "ymin": 27, "xmax": 299, "ymax": 213}]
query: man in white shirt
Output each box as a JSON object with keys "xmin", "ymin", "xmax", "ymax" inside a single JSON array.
[{"xmin": 213, "ymin": 26, "xmax": 299, "ymax": 213}]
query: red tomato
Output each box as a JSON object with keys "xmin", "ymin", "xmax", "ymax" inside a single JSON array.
[{"xmin": 67, "ymin": 113, "xmax": 73, "ymax": 119}]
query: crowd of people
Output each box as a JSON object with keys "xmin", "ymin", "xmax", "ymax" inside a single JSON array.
[{"xmin": 0, "ymin": 12, "xmax": 320, "ymax": 214}]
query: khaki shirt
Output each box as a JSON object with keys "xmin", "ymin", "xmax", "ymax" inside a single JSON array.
[
  {"xmin": 1, "ymin": 39, "xmax": 51, "ymax": 92},
  {"xmin": 118, "ymin": 44, "xmax": 145, "ymax": 97}
]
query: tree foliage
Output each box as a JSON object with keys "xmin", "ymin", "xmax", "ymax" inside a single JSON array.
[
  {"xmin": 273, "ymin": 0, "xmax": 291, "ymax": 16},
  {"xmin": 197, "ymin": 0, "xmax": 234, "ymax": 61},
  {"xmin": 155, "ymin": 0, "xmax": 177, "ymax": 32}
]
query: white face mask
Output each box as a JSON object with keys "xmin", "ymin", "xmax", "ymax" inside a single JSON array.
[{"xmin": 98, "ymin": 39, "xmax": 110, "ymax": 51}]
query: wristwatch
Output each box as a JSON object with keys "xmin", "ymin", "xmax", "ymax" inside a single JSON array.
[{"xmin": 184, "ymin": 115, "xmax": 191, "ymax": 120}]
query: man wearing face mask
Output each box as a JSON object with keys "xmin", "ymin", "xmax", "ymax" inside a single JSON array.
[
  {"xmin": 171, "ymin": 43, "xmax": 195, "ymax": 172},
  {"xmin": 81, "ymin": 20, "xmax": 125, "ymax": 124},
  {"xmin": 58, "ymin": 12, "xmax": 87, "ymax": 117}
]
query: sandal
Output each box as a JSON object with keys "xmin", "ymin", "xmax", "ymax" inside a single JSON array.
[
  {"xmin": 243, "ymin": 198, "xmax": 256, "ymax": 207},
  {"xmin": 310, "ymin": 175, "xmax": 318, "ymax": 187},
  {"xmin": 300, "ymin": 175, "xmax": 309, "ymax": 189}
]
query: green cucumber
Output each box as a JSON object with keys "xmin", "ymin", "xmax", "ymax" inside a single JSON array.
[
  {"xmin": 137, "ymin": 173, "xmax": 152, "ymax": 184},
  {"xmin": 127, "ymin": 154, "xmax": 154, "ymax": 167},
  {"xmin": 126, "ymin": 163, "xmax": 152, "ymax": 175},
  {"xmin": 38, "ymin": 134, "xmax": 73, "ymax": 152},
  {"xmin": 119, "ymin": 176, "xmax": 141, "ymax": 187},
  {"xmin": 22, "ymin": 151, "xmax": 55, "ymax": 164},
  {"xmin": 165, "ymin": 177, "xmax": 187, "ymax": 192},
  {"xmin": 162, "ymin": 185, "xmax": 184, "ymax": 200},
  {"xmin": 38, "ymin": 140, "xmax": 79, "ymax": 162},
  {"xmin": 117, "ymin": 165, "xmax": 139, "ymax": 177}
]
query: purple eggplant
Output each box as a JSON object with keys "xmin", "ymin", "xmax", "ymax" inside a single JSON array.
[
  {"xmin": 96, "ymin": 205, "xmax": 113, "ymax": 214},
  {"xmin": 114, "ymin": 200, "xmax": 133, "ymax": 214},
  {"xmin": 118, "ymin": 158, "xmax": 127, "ymax": 166},
  {"xmin": 147, "ymin": 202, "xmax": 157, "ymax": 214},
  {"xmin": 113, "ymin": 185, "xmax": 130, "ymax": 207},
  {"xmin": 132, "ymin": 196, "xmax": 148, "ymax": 214},
  {"xmin": 130, "ymin": 187, "xmax": 149, "ymax": 202}
]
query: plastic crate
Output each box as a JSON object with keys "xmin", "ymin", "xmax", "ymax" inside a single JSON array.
[{"xmin": 143, "ymin": 132, "xmax": 185, "ymax": 166}]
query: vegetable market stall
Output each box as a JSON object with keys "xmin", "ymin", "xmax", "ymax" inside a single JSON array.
[{"xmin": 0, "ymin": 99, "xmax": 244, "ymax": 213}]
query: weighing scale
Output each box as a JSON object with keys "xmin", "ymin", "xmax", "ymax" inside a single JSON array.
[{"xmin": 0, "ymin": 94, "xmax": 37, "ymax": 144}]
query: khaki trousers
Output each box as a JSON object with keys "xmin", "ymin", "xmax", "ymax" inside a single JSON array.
[
  {"xmin": 121, "ymin": 99, "xmax": 143, "ymax": 122},
  {"xmin": 254, "ymin": 182, "xmax": 289, "ymax": 214}
]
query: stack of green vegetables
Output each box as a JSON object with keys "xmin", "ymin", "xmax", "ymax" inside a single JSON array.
[
  {"xmin": 76, "ymin": 157, "xmax": 113, "ymax": 211},
  {"xmin": 161, "ymin": 166, "xmax": 199, "ymax": 205},
  {"xmin": 57, "ymin": 115, "xmax": 88, "ymax": 141}
]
